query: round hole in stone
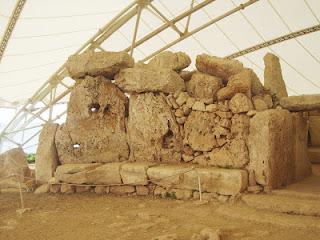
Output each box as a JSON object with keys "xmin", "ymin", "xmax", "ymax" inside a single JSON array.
[
  {"xmin": 73, "ymin": 143, "xmax": 80, "ymax": 149},
  {"xmin": 103, "ymin": 104, "xmax": 111, "ymax": 114},
  {"xmin": 89, "ymin": 103, "xmax": 100, "ymax": 113}
]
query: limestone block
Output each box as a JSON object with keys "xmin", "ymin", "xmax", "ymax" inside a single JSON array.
[
  {"xmin": 35, "ymin": 123, "xmax": 59, "ymax": 183},
  {"xmin": 34, "ymin": 183, "xmax": 49, "ymax": 194},
  {"xmin": 280, "ymin": 94, "xmax": 320, "ymax": 111},
  {"xmin": 169, "ymin": 189, "xmax": 193, "ymax": 200},
  {"xmin": 175, "ymin": 92, "xmax": 189, "ymax": 106},
  {"xmin": 179, "ymin": 70, "xmax": 195, "ymax": 81},
  {"xmin": 231, "ymin": 114, "xmax": 250, "ymax": 137},
  {"xmin": 184, "ymin": 111, "xmax": 217, "ymax": 151},
  {"xmin": 196, "ymin": 54, "xmax": 243, "ymax": 80},
  {"xmin": 308, "ymin": 147, "xmax": 320, "ymax": 163},
  {"xmin": 110, "ymin": 185, "xmax": 135, "ymax": 195},
  {"xmin": 192, "ymin": 100, "xmax": 206, "ymax": 111},
  {"xmin": 309, "ymin": 116, "xmax": 320, "ymax": 146},
  {"xmin": 55, "ymin": 76, "xmax": 129, "ymax": 164},
  {"xmin": 136, "ymin": 186, "xmax": 149, "ymax": 195},
  {"xmin": 0, "ymin": 148, "xmax": 30, "ymax": 182},
  {"xmin": 216, "ymin": 86, "xmax": 236, "ymax": 101},
  {"xmin": 56, "ymin": 171, "xmax": 88, "ymax": 184},
  {"xmin": 264, "ymin": 53, "xmax": 288, "ymax": 99},
  {"xmin": 75, "ymin": 186, "xmax": 91, "ymax": 193},
  {"xmin": 147, "ymin": 51, "xmax": 191, "ymax": 71},
  {"xmin": 229, "ymin": 93, "xmax": 253, "ymax": 114},
  {"xmin": 127, "ymin": 93, "xmax": 182, "ymax": 163},
  {"xmin": 55, "ymin": 163, "xmax": 101, "ymax": 175},
  {"xmin": 86, "ymin": 163, "xmax": 123, "ymax": 184},
  {"xmin": 120, "ymin": 162, "xmax": 154, "ymax": 185},
  {"xmin": 291, "ymin": 112, "xmax": 311, "ymax": 181},
  {"xmin": 248, "ymin": 109, "xmax": 294, "ymax": 189},
  {"xmin": 228, "ymin": 68, "xmax": 263, "ymax": 96},
  {"xmin": 115, "ymin": 67, "xmax": 185, "ymax": 94},
  {"xmin": 60, "ymin": 184, "xmax": 75, "ymax": 194},
  {"xmin": 66, "ymin": 51, "xmax": 134, "ymax": 79},
  {"xmin": 252, "ymin": 95, "xmax": 268, "ymax": 111},
  {"xmin": 186, "ymin": 72, "xmax": 222, "ymax": 99},
  {"xmin": 147, "ymin": 165, "xmax": 248, "ymax": 195},
  {"xmin": 207, "ymin": 138, "xmax": 249, "ymax": 169}
]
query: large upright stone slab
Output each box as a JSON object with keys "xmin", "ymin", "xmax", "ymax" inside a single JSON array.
[
  {"xmin": 35, "ymin": 123, "xmax": 59, "ymax": 183},
  {"xmin": 147, "ymin": 165, "xmax": 248, "ymax": 195},
  {"xmin": 280, "ymin": 94, "xmax": 320, "ymax": 111},
  {"xmin": 0, "ymin": 148, "xmax": 30, "ymax": 182},
  {"xmin": 127, "ymin": 93, "xmax": 182, "ymax": 163},
  {"xmin": 66, "ymin": 51, "xmax": 134, "ymax": 79},
  {"xmin": 309, "ymin": 116, "xmax": 320, "ymax": 146},
  {"xmin": 291, "ymin": 112, "xmax": 311, "ymax": 181},
  {"xmin": 248, "ymin": 109, "xmax": 294, "ymax": 189},
  {"xmin": 147, "ymin": 51, "xmax": 191, "ymax": 71},
  {"xmin": 263, "ymin": 53, "xmax": 288, "ymax": 99},
  {"xmin": 115, "ymin": 67, "xmax": 185, "ymax": 94},
  {"xmin": 55, "ymin": 76, "xmax": 129, "ymax": 164},
  {"xmin": 196, "ymin": 54, "xmax": 243, "ymax": 80}
]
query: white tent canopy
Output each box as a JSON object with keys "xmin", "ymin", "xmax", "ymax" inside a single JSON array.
[{"xmin": 0, "ymin": 0, "xmax": 319, "ymax": 152}]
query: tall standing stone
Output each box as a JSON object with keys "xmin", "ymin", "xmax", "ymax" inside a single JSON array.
[
  {"xmin": 35, "ymin": 123, "xmax": 59, "ymax": 183},
  {"xmin": 263, "ymin": 53, "xmax": 288, "ymax": 99}
]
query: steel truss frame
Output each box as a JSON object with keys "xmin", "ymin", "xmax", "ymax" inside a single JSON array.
[{"xmin": 0, "ymin": 0, "xmax": 319, "ymax": 152}]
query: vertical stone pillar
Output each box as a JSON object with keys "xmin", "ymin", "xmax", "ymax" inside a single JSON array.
[
  {"xmin": 264, "ymin": 53, "xmax": 288, "ymax": 99},
  {"xmin": 35, "ymin": 123, "xmax": 59, "ymax": 183}
]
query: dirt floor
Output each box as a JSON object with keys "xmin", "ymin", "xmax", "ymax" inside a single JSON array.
[
  {"xmin": 0, "ymin": 164, "xmax": 319, "ymax": 240},
  {"xmin": 0, "ymin": 190, "xmax": 320, "ymax": 240}
]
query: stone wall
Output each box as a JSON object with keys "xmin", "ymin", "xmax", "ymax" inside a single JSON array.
[{"xmin": 34, "ymin": 50, "xmax": 313, "ymax": 196}]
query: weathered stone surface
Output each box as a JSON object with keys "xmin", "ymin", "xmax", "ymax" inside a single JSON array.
[
  {"xmin": 55, "ymin": 163, "xmax": 101, "ymax": 184},
  {"xmin": 179, "ymin": 70, "xmax": 195, "ymax": 81},
  {"xmin": 0, "ymin": 148, "xmax": 29, "ymax": 182},
  {"xmin": 184, "ymin": 111, "xmax": 217, "ymax": 151},
  {"xmin": 248, "ymin": 109, "xmax": 294, "ymax": 189},
  {"xmin": 136, "ymin": 185, "xmax": 149, "ymax": 195},
  {"xmin": 120, "ymin": 162, "xmax": 154, "ymax": 185},
  {"xmin": 252, "ymin": 95, "xmax": 268, "ymax": 111},
  {"xmin": 186, "ymin": 72, "xmax": 222, "ymax": 99},
  {"xmin": 60, "ymin": 184, "xmax": 75, "ymax": 194},
  {"xmin": 35, "ymin": 123, "xmax": 59, "ymax": 183},
  {"xmin": 196, "ymin": 54, "xmax": 243, "ymax": 80},
  {"xmin": 216, "ymin": 86, "xmax": 236, "ymax": 101},
  {"xmin": 264, "ymin": 53, "xmax": 288, "ymax": 99},
  {"xmin": 66, "ymin": 51, "xmax": 134, "ymax": 79},
  {"xmin": 280, "ymin": 94, "xmax": 320, "ymax": 111},
  {"xmin": 75, "ymin": 186, "xmax": 91, "ymax": 193},
  {"xmin": 115, "ymin": 67, "xmax": 185, "ymax": 94},
  {"xmin": 86, "ymin": 163, "xmax": 123, "ymax": 184},
  {"xmin": 55, "ymin": 76, "xmax": 129, "ymax": 164},
  {"xmin": 229, "ymin": 93, "xmax": 253, "ymax": 114},
  {"xmin": 291, "ymin": 112, "xmax": 311, "ymax": 181},
  {"xmin": 34, "ymin": 183, "xmax": 49, "ymax": 194},
  {"xmin": 208, "ymin": 138, "xmax": 249, "ymax": 169},
  {"xmin": 147, "ymin": 165, "xmax": 248, "ymax": 195},
  {"xmin": 231, "ymin": 114, "xmax": 250, "ymax": 137},
  {"xmin": 110, "ymin": 185, "xmax": 135, "ymax": 195},
  {"xmin": 308, "ymin": 147, "xmax": 320, "ymax": 163},
  {"xmin": 192, "ymin": 100, "xmax": 206, "ymax": 111},
  {"xmin": 127, "ymin": 93, "xmax": 182, "ymax": 163},
  {"xmin": 308, "ymin": 116, "xmax": 320, "ymax": 146},
  {"xmin": 147, "ymin": 51, "xmax": 191, "ymax": 71}
]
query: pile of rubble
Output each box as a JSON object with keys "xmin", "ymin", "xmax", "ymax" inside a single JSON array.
[{"xmin": 30, "ymin": 50, "xmax": 316, "ymax": 198}]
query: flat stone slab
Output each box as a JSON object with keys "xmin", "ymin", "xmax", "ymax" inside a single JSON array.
[
  {"xmin": 147, "ymin": 165, "xmax": 248, "ymax": 195},
  {"xmin": 280, "ymin": 94, "xmax": 320, "ymax": 111},
  {"xmin": 120, "ymin": 162, "xmax": 155, "ymax": 185}
]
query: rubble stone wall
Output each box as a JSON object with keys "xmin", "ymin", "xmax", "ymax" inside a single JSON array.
[{"xmin": 34, "ymin": 50, "xmax": 314, "ymax": 196}]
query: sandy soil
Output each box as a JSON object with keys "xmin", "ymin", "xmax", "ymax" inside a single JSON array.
[{"xmin": 1, "ymin": 192, "xmax": 320, "ymax": 240}]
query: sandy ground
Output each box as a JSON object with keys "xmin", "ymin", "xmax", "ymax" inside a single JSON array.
[{"xmin": 1, "ymin": 192, "xmax": 320, "ymax": 240}]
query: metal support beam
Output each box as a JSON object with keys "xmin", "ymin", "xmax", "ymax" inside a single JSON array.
[
  {"xmin": 141, "ymin": 0, "xmax": 258, "ymax": 62},
  {"xmin": 0, "ymin": 0, "xmax": 26, "ymax": 62},
  {"xmin": 226, "ymin": 24, "xmax": 320, "ymax": 59},
  {"xmin": 130, "ymin": 5, "xmax": 143, "ymax": 56}
]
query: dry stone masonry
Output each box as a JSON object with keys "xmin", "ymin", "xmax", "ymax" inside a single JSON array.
[{"xmin": 33, "ymin": 50, "xmax": 314, "ymax": 199}]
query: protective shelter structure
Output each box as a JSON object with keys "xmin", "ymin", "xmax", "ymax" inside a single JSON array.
[{"xmin": 0, "ymin": 0, "xmax": 319, "ymax": 152}]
